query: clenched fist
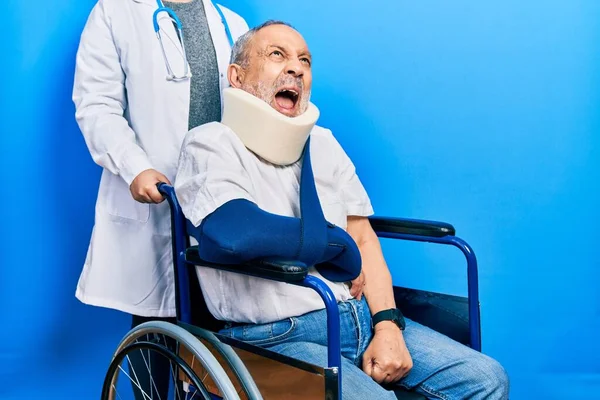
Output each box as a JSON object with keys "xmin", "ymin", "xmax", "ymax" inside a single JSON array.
[
  {"xmin": 130, "ymin": 169, "xmax": 171, "ymax": 203},
  {"xmin": 363, "ymin": 323, "xmax": 413, "ymax": 384}
]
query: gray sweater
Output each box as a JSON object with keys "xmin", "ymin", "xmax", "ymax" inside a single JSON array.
[{"xmin": 166, "ymin": 0, "xmax": 221, "ymax": 130}]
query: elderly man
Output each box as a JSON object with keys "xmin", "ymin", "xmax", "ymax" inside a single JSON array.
[{"xmin": 175, "ymin": 20, "xmax": 509, "ymax": 399}]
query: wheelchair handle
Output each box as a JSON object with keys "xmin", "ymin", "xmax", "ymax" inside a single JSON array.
[{"xmin": 157, "ymin": 181, "xmax": 170, "ymax": 193}]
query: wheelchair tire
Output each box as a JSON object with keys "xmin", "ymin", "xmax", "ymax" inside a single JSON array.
[
  {"xmin": 190, "ymin": 328, "xmax": 263, "ymax": 400},
  {"xmin": 102, "ymin": 321, "xmax": 241, "ymax": 400}
]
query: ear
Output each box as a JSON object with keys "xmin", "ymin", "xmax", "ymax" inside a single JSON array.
[{"xmin": 228, "ymin": 64, "xmax": 244, "ymax": 88}]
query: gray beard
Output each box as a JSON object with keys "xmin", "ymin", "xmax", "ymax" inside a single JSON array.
[{"xmin": 242, "ymin": 76, "xmax": 311, "ymax": 116}]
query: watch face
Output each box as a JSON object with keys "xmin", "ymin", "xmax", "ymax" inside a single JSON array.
[
  {"xmin": 373, "ymin": 309, "xmax": 406, "ymax": 330},
  {"xmin": 393, "ymin": 310, "xmax": 406, "ymax": 330}
]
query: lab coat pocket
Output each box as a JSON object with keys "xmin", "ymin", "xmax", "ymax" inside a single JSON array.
[{"xmin": 103, "ymin": 171, "xmax": 150, "ymax": 223}]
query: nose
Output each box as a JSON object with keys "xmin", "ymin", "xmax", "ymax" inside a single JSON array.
[{"xmin": 285, "ymin": 58, "xmax": 304, "ymax": 77}]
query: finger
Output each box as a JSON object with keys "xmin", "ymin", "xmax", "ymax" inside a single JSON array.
[
  {"xmin": 382, "ymin": 373, "xmax": 394, "ymax": 385},
  {"xmin": 130, "ymin": 188, "xmax": 143, "ymax": 202},
  {"xmin": 369, "ymin": 362, "xmax": 387, "ymax": 384},
  {"xmin": 390, "ymin": 369, "xmax": 404, "ymax": 383},
  {"xmin": 371, "ymin": 368, "xmax": 387, "ymax": 384},
  {"xmin": 350, "ymin": 285, "xmax": 363, "ymax": 300},
  {"xmin": 143, "ymin": 192, "xmax": 155, "ymax": 203},
  {"xmin": 132, "ymin": 192, "xmax": 150, "ymax": 203},
  {"xmin": 362, "ymin": 355, "xmax": 374, "ymax": 377},
  {"xmin": 146, "ymin": 186, "xmax": 165, "ymax": 203},
  {"xmin": 375, "ymin": 361, "xmax": 400, "ymax": 384}
]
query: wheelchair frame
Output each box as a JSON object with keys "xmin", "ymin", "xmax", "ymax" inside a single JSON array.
[{"xmin": 146, "ymin": 183, "xmax": 482, "ymax": 399}]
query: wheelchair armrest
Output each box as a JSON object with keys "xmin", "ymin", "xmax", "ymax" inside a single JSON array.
[
  {"xmin": 185, "ymin": 246, "xmax": 308, "ymax": 283},
  {"xmin": 369, "ymin": 216, "xmax": 455, "ymax": 237}
]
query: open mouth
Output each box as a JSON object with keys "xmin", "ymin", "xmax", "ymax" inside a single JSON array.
[{"xmin": 274, "ymin": 88, "xmax": 300, "ymax": 114}]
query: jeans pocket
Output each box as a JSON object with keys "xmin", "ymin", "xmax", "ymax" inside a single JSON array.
[{"xmin": 236, "ymin": 318, "xmax": 297, "ymax": 347}]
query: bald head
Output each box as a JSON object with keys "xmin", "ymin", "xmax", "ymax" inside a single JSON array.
[{"xmin": 228, "ymin": 21, "xmax": 313, "ymax": 117}]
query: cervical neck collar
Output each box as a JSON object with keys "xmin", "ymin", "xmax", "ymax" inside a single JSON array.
[{"xmin": 221, "ymin": 87, "xmax": 320, "ymax": 166}]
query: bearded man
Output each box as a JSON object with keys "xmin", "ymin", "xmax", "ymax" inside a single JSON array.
[{"xmin": 174, "ymin": 20, "xmax": 509, "ymax": 400}]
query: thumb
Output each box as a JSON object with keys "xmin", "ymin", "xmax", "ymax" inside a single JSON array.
[
  {"xmin": 362, "ymin": 350, "xmax": 374, "ymax": 377},
  {"xmin": 355, "ymin": 288, "xmax": 363, "ymax": 300},
  {"xmin": 350, "ymin": 282, "xmax": 358, "ymax": 297}
]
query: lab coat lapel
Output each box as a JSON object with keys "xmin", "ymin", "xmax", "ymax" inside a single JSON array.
[{"xmin": 202, "ymin": 0, "xmax": 233, "ymax": 93}]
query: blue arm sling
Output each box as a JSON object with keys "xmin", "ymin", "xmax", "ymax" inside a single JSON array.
[{"xmin": 187, "ymin": 138, "xmax": 362, "ymax": 282}]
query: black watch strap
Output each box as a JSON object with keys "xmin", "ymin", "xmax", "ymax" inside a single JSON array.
[{"xmin": 372, "ymin": 308, "xmax": 406, "ymax": 330}]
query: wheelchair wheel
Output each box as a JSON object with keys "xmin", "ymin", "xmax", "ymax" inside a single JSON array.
[{"xmin": 102, "ymin": 321, "xmax": 241, "ymax": 400}]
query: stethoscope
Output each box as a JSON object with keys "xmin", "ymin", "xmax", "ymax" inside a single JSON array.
[{"xmin": 153, "ymin": 0, "xmax": 234, "ymax": 81}]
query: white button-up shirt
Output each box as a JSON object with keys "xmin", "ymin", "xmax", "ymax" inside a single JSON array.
[{"xmin": 175, "ymin": 122, "xmax": 374, "ymax": 324}]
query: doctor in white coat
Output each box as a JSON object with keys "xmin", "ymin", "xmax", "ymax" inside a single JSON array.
[{"xmin": 72, "ymin": 0, "xmax": 248, "ymax": 397}]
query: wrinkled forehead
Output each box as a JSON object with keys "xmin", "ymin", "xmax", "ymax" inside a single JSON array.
[{"xmin": 251, "ymin": 25, "xmax": 311, "ymax": 56}]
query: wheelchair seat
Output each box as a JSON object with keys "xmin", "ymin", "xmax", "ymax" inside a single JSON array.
[{"xmin": 183, "ymin": 248, "xmax": 468, "ymax": 400}]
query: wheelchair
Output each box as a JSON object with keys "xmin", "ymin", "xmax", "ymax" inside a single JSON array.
[{"xmin": 101, "ymin": 183, "xmax": 482, "ymax": 400}]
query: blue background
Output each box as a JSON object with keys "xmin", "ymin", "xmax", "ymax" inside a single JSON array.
[{"xmin": 1, "ymin": 0, "xmax": 599, "ymax": 398}]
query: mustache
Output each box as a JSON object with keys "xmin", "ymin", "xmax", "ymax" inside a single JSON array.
[{"xmin": 273, "ymin": 75, "xmax": 304, "ymax": 92}]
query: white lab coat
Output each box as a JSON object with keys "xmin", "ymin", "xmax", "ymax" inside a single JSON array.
[{"xmin": 72, "ymin": 0, "xmax": 249, "ymax": 317}]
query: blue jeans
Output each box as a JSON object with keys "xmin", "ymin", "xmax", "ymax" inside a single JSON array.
[{"xmin": 220, "ymin": 297, "xmax": 509, "ymax": 400}]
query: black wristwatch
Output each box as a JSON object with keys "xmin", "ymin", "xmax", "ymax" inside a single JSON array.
[{"xmin": 372, "ymin": 308, "xmax": 406, "ymax": 331}]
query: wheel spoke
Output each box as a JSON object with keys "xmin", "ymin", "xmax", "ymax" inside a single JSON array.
[{"xmin": 119, "ymin": 362, "xmax": 152, "ymax": 400}]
